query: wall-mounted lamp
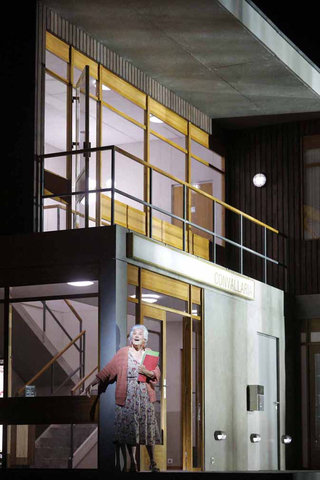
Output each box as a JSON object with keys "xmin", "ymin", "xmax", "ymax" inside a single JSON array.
[
  {"xmin": 252, "ymin": 173, "xmax": 266, "ymax": 188},
  {"xmin": 281, "ymin": 435, "xmax": 292, "ymax": 444},
  {"xmin": 250, "ymin": 434, "xmax": 261, "ymax": 443},
  {"xmin": 214, "ymin": 431, "xmax": 227, "ymax": 441}
]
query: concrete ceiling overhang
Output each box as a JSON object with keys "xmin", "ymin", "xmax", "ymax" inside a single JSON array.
[{"xmin": 42, "ymin": 0, "xmax": 320, "ymax": 126}]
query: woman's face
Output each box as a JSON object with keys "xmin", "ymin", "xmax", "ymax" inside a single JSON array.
[{"xmin": 132, "ymin": 328, "xmax": 145, "ymax": 347}]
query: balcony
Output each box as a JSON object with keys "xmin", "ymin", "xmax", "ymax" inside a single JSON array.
[{"xmin": 38, "ymin": 144, "xmax": 287, "ymax": 290}]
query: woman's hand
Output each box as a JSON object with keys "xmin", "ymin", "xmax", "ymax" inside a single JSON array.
[
  {"xmin": 86, "ymin": 378, "xmax": 100, "ymax": 397},
  {"xmin": 138, "ymin": 365, "xmax": 154, "ymax": 378},
  {"xmin": 86, "ymin": 384, "xmax": 93, "ymax": 398}
]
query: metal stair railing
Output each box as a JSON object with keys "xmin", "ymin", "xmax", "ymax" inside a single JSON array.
[{"xmin": 16, "ymin": 330, "xmax": 86, "ymax": 397}]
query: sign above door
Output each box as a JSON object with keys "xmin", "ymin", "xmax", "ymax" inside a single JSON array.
[{"xmin": 127, "ymin": 233, "xmax": 255, "ymax": 301}]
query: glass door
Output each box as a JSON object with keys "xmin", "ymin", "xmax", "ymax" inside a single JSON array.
[
  {"xmin": 74, "ymin": 65, "xmax": 90, "ymax": 228},
  {"xmin": 140, "ymin": 305, "xmax": 166, "ymax": 471}
]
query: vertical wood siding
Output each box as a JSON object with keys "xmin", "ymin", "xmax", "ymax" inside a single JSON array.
[
  {"xmin": 46, "ymin": 9, "xmax": 211, "ymax": 134},
  {"xmin": 226, "ymin": 120, "xmax": 320, "ymax": 295}
]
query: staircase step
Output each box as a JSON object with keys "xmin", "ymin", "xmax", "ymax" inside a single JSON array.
[
  {"xmin": 38, "ymin": 437, "xmax": 71, "ymax": 448},
  {"xmin": 35, "ymin": 446, "xmax": 70, "ymax": 459},
  {"xmin": 33, "ymin": 423, "xmax": 98, "ymax": 468}
]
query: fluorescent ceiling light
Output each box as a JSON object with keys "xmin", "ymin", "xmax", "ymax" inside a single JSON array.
[
  {"xmin": 92, "ymin": 80, "xmax": 110, "ymax": 91},
  {"xmin": 150, "ymin": 115, "xmax": 163, "ymax": 124},
  {"xmin": 130, "ymin": 293, "xmax": 160, "ymax": 304},
  {"xmin": 68, "ymin": 281, "xmax": 94, "ymax": 287}
]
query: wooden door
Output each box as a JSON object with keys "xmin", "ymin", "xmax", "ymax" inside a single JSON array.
[
  {"xmin": 172, "ymin": 183, "xmax": 213, "ymax": 240},
  {"xmin": 140, "ymin": 305, "xmax": 167, "ymax": 471}
]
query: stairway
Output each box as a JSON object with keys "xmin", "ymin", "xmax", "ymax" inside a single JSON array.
[
  {"xmin": 12, "ymin": 304, "xmax": 80, "ymax": 395},
  {"xmin": 32, "ymin": 424, "xmax": 97, "ymax": 469}
]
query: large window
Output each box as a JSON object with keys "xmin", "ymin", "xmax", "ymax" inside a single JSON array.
[
  {"xmin": 43, "ymin": 32, "xmax": 225, "ymax": 263},
  {"xmin": 3, "ymin": 281, "xmax": 99, "ymax": 469},
  {"xmin": 303, "ymin": 135, "xmax": 320, "ymax": 239}
]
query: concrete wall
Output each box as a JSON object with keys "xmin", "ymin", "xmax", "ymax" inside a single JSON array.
[{"xmin": 204, "ymin": 279, "xmax": 285, "ymax": 471}]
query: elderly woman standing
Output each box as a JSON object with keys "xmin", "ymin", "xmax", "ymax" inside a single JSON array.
[{"xmin": 86, "ymin": 324, "xmax": 161, "ymax": 472}]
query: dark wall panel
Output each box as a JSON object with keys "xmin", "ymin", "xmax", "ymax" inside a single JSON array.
[
  {"xmin": 225, "ymin": 119, "xmax": 320, "ymax": 295},
  {"xmin": 1, "ymin": 0, "xmax": 45, "ymax": 235}
]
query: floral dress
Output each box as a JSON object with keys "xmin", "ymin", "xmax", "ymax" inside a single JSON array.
[{"xmin": 113, "ymin": 350, "xmax": 161, "ymax": 445}]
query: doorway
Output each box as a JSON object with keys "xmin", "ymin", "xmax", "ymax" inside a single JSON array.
[
  {"xmin": 257, "ymin": 333, "xmax": 279, "ymax": 470},
  {"xmin": 127, "ymin": 265, "xmax": 203, "ymax": 471}
]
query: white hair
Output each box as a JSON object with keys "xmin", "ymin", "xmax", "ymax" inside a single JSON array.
[{"xmin": 129, "ymin": 324, "xmax": 149, "ymax": 344}]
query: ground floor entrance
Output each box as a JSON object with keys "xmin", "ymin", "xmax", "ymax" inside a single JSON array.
[{"xmin": 127, "ymin": 265, "xmax": 203, "ymax": 471}]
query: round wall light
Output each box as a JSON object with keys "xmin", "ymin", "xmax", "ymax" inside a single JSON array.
[
  {"xmin": 214, "ymin": 430, "xmax": 227, "ymax": 441},
  {"xmin": 250, "ymin": 433, "xmax": 261, "ymax": 443},
  {"xmin": 253, "ymin": 173, "xmax": 266, "ymax": 188},
  {"xmin": 67, "ymin": 281, "xmax": 94, "ymax": 287}
]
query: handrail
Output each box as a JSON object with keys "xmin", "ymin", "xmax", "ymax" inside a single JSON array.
[
  {"xmin": 38, "ymin": 145, "xmax": 278, "ymax": 234},
  {"xmin": 64, "ymin": 299, "xmax": 83, "ymax": 323},
  {"xmin": 71, "ymin": 366, "xmax": 98, "ymax": 395},
  {"xmin": 17, "ymin": 330, "xmax": 86, "ymax": 396}
]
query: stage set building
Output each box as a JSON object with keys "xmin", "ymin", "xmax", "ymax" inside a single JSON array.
[{"xmin": 1, "ymin": 0, "xmax": 320, "ymax": 473}]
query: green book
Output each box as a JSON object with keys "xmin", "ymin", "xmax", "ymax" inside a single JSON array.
[{"xmin": 141, "ymin": 349, "xmax": 159, "ymax": 364}]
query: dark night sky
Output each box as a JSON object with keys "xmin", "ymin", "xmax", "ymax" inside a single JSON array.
[{"xmin": 252, "ymin": 1, "xmax": 320, "ymax": 69}]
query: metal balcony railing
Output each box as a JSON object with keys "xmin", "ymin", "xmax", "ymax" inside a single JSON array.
[{"xmin": 38, "ymin": 145, "xmax": 288, "ymax": 288}]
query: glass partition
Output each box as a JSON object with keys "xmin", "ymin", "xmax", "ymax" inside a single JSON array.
[{"xmin": 9, "ymin": 282, "xmax": 98, "ymax": 398}]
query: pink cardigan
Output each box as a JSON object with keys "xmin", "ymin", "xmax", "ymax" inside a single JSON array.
[{"xmin": 96, "ymin": 346, "xmax": 161, "ymax": 406}]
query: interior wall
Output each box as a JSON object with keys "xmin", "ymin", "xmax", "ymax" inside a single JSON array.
[
  {"xmin": 204, "ymin": 280, "xmax": 285, "ymax": 471},
  {"xmin": 2, "ymin": 0, "xmax": 41, "ymax": 235}
]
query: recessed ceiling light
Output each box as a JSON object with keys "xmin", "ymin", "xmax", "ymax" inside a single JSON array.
[
  {"xmin": 130, "ymin": 293, "xmax": 160, "ymax": 304},
  {"xmin": 143, "ymin": 298, "xmax": 158, "ymax": 304},
  {"xmin": 150, "ymin": 115, "xmax": 163, "ymax": 124},
  {"xmin": 68, "ymin": 281, "xmax": 94, "ymax": 287}
]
